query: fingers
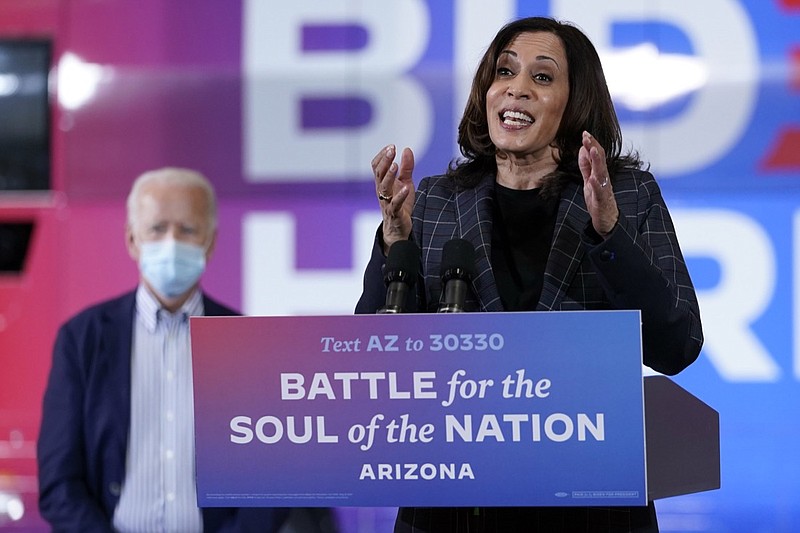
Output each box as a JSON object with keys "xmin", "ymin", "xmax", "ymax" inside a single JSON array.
[
  {"xmin": 374, "ymin": 144, "xmax": 417, "ymax": 203},
  {"xmin": 384, "ymin": 162, "xmax": 415, "ymax": 215},
  {"xmin": 372, "ymin": 144, "xmax": 395, "ymax": 180},
  {"xmin": 372, "ymin": 144, "xmax": 394, "ymax": 194},
  {"xmin": 579, "ymin": 131, "xmax": 617, "ymax": 236},
  {"xmin": 372, "ymin": 145, "xmax": 415, "ymax": 249},
  {"xmin": 381, "ymin": 180, "xmax": 414, "ymax": 250},
  {"xmin": 397, "ymin": 147, "xmax": 415, "ymax": 184},
  {"xmin": 578, "ymin": 144, "xmax": 591, "ymax": 180},
  {"xmin": 388, "ymin": 184, "xmax": 411, "ymax": 211},
  {"xmin": 580, "ymin": 131, "xmax": 610, "ymax": 190}
]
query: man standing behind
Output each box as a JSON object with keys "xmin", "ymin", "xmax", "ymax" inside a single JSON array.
[{"xmin": 37, "ymin": 168, "xmax": 287, "ymax": 532}]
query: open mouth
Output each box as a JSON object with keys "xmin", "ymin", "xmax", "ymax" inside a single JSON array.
[{"xmin": 500, "ymin": 110, "xmax": 534, "ymax": 127}]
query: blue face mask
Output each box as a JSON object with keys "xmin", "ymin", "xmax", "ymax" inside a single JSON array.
[{"xmin": 139, "ymin": 239, "xmax": 207, "ymax": 298}]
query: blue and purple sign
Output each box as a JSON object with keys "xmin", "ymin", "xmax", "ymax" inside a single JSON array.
[{"xmin": 191, "ymin": 311, "xmax": 646, "ymax": 508}]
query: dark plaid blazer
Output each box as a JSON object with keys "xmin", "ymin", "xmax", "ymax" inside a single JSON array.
[
  {"xmin": 356, "ymin": 169, "xmax": 703, "ymax": 532},
  {"xmin": 357, "ymin": 169, "xmax": 702, "ymax": 374}
]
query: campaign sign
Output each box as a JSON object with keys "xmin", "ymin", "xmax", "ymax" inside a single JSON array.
[{"xmin": 191, "ymin": 311, "xmax": 646, "ymax": 508}]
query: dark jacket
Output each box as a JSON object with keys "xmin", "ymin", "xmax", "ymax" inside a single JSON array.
[
  {"xmin": 37, "ymin": 290, "xmax": 288, "ymax": 532},
  {"xmin": 357, "ymin": 169, "xmax": 703, "ymax": 375},
  {"xmin": 357, "ymin": 170, "xmax": 704, "ymax": 532}
]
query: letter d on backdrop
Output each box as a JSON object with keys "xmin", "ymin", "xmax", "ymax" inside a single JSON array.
[{"xmin": 552, "ymin": 0, "xmax": 758, "ymax": 176}]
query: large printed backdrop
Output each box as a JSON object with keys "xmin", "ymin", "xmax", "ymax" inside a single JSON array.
[{"xmin": 0, "ymin": 1, "xmax": 798, "ymax": 531}]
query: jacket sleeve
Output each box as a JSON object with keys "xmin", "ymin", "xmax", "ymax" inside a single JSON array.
[
  {"xmin": 583, "ymin": 170, "xmax": 703, "ymax": 375},
  {"xmin": 354, "ymin": 226, "xmax": 391, "ymax": 314},
  {"xmin": 37, "ymin": 321, "xmax": 115, "ymax": 533},
  {"xmin": 354, "ymin": 218, "xmax": 425, "ymax": 314}
]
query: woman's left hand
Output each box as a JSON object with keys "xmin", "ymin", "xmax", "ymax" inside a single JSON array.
[{"xmin": 579, "ymin": 130, "xmax": 619, "ymax": 238}]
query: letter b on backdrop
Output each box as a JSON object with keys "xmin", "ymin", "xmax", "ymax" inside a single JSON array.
[{"xmin": 242, "ymin": 0, "xmax": 433, "ymax": 181}]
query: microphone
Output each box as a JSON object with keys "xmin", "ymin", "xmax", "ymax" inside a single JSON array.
[
  {"xmin": 437, "ymin": 238, "xmax": 476, "ymax": 313},
  {"xmin": 377, "ymin": 240, "xmax": 420, "ymax": 314}
]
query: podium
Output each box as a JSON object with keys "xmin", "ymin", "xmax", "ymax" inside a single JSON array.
[
  {"xmin": 644, "ymin": 375, "xmax": 720, "ymax": 500},
  {"xmin": 190, "ymin": 311, "xmax": 719, "ymax": 508}
]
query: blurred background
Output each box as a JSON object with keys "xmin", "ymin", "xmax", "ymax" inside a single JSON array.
[{"xmin": 0, "ymin": 0, "xmax": 798, "ymax": 531}]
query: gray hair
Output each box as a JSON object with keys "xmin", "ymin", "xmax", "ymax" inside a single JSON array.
[{"xmin": 126, "ymin": 167, "xmax": 218, "ymax": 230}]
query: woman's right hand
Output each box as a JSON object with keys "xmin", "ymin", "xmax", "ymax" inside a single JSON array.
[{"xmin": 372, "ymin": 144, "xmax": 416, "ymax": 254}]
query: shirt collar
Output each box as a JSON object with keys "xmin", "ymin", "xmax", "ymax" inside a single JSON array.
[{"xmin": 135, "ymin": 285, "xmax": 205, "ymax": 332}]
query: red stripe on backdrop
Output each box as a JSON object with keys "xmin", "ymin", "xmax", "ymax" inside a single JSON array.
[
  {"xmin": 761, "ymin": 128, "xmax": 800, "ymax": 170},
  {"xmin": 760, "ymin": 45, "xmax": 800, "ymax": 171},
  {"xmin": 792, "ymin": 46, "xmax": 800, "ymax": 91}
]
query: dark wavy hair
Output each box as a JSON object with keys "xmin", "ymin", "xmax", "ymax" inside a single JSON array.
[{"xmin": 448, "ymin": 17, "xmax": 642, "ymax": 195}]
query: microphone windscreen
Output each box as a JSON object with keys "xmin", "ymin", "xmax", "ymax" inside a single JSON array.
[
  {"xmin": 385, "ymin": 240, "xmax": 420, "ymax": 285},
  {"xmin": 440, "ymin": 238, "xmax": 476, "ymax": 279}
]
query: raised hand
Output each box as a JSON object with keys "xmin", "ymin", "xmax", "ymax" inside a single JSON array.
[
  {"xmin": 371, "ymin": 144, "xmax": 416, "ymax": 253},
  {"xmin": 578, "ymin": 131, "xmax": 618, "ymax": 237}
]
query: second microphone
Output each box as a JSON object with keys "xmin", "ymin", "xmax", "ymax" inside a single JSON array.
[{"xmin": 438, "ymin": 238, "xmax": 476, "ymax": 313}]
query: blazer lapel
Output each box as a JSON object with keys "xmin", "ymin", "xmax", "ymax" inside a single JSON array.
[
  {"xmin": 538, "ymin": 182, "xmax": 590, "ymax": 310},
  {"xmin": 455, "ymin": 176, "xmax": 504, "ymax": 312}
]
